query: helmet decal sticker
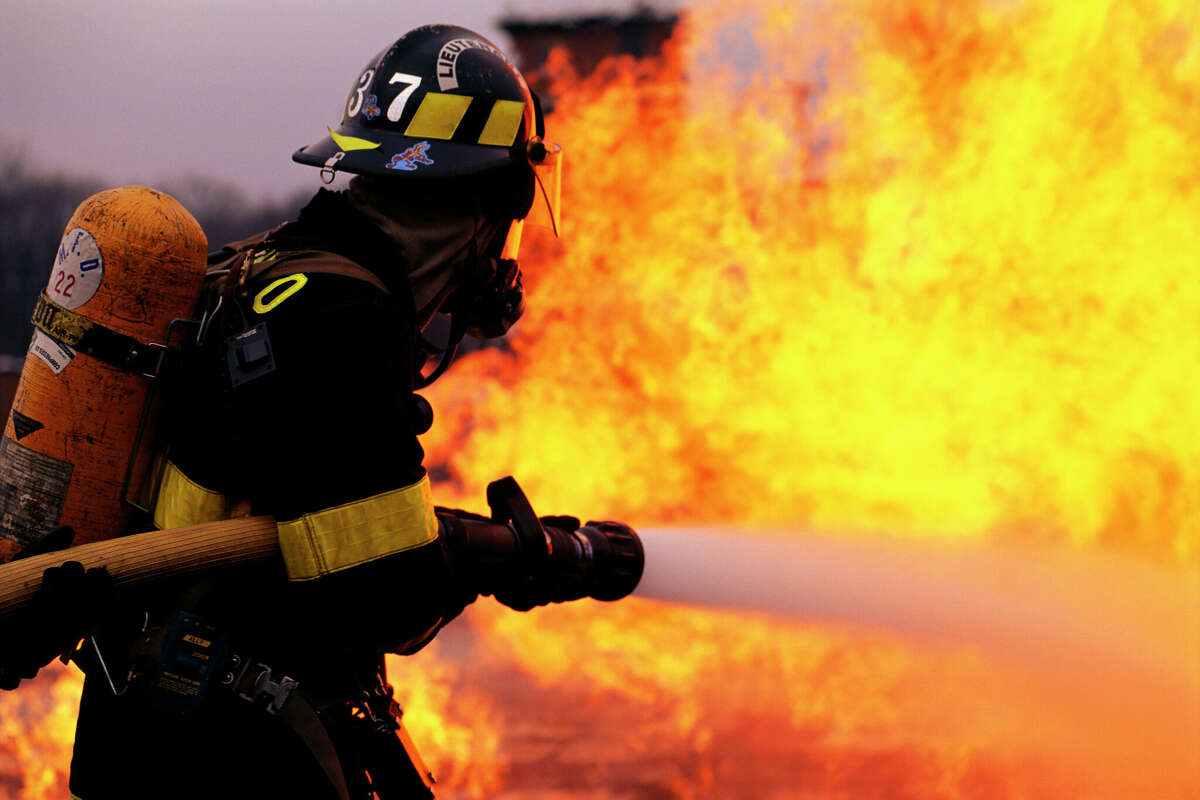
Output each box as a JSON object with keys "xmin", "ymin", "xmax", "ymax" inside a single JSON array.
[
  {"xmin": 386, "ymin": 141, "xmax": 434, "ymax": 171},
  {"xmin": 346, "ymin": 68, "xmax": 376, "ymax": 118},
  {"xmin": 363, "ymin": 94, "xmax": 381, "ymax": 120},
  {"xmin": 436, "ymin": 38, "xmax": 505, "ymax": 91},
  {"xmin": 385, "ymin": 72, "xmax": 423, "ymax": 122}
]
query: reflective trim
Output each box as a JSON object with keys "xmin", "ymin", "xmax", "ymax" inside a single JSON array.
[
  {"xmin": 328, "ymin": 127, "xmax": 381, "ymax": 151},
  {"xmin": 277, "ymin": 476, "xmax": 438, "ymax": 582},
  {"xmin": 152, "ymin": 460, "xmax": 229, "ymax": 530},
  {"xmin": 252, "ymin": 274, "xmax": 308, "ymax": 314},
  {"xmin": 404, "ymin": 93, "xmax": 472, "ymax": 140},
  {"xmin": 478, "ymin": 99, "xmax": 526, "ymax": 147}
]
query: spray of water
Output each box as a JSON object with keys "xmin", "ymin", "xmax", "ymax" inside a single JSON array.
[
  {"xmin": 638, "ymin": 529, "xmax": 1195, "ymax": 674},
  {"xmin": 636, "ymin": 527, "xmax": 1200, "ymax": 778}
]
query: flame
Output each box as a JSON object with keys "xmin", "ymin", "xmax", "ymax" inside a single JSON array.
[
  {"xmin": 427, "ymin": 0, "xmax": 1200, "ymax": 565},
  {"xmin": 0, "ymin": 664, "xmax": 80, "ymax": 798},
  {"xmin": 416, "ymin": 0, "xmax": 1200, "ymax": 796},
  {"xmin": 5, "ymin": 0, "xmax": 1200, "ymax": 796},
  {"xmin": 383, "ymin": 643, "xmax": 504, "ymax": 796}
]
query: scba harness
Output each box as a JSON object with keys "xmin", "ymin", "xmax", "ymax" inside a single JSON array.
[{"xmin": 77, "ymin": 604, "xmax": 436, "ymax": 800}]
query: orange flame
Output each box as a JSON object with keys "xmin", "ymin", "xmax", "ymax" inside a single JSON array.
[
  {"xmin": 427, "ymin": 0, "xmax": 1200, "ymax": 565},
  {"xmin": 415, "ymin": 0, "xmax": 1200, "ymax": 795},
  {"xmin": 0, "ymin": 665, "xmax": 80, "ymax": 798}
]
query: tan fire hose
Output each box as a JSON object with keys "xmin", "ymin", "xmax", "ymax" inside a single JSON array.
[{"xmin": 0, "ymin": 516, "xmax": 280, "ymax": 620}]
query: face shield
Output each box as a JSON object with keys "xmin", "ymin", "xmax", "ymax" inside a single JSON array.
[{"xmin": 500, "ymin": 139, "xmax": 563, "ymax": 261}]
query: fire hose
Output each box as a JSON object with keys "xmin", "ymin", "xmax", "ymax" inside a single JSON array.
[{"xmin": 0, "ymin": 476, "xmax": 643, "ymax": 621}]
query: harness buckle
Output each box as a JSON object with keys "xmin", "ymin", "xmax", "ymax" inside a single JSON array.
[
  {"xmin": 138, "ymin": 341, "xmax": 170, "ymax": 379},
  {"xmin": 240, "ymin": 663, "xmax": 298, "ymax": 714}
]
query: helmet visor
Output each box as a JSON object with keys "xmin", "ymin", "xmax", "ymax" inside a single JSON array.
[{"xmin": 527, "ymin": 140, "xmax": 562, "ymax": 236}]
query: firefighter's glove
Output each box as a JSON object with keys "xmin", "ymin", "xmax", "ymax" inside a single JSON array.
[
  {"xmin": 492, "ymin": 516, "xmax": 580, "ymax": 612},
  {"xmin": 0, "ymin": 561, "xmax": 115, "ymax": 690}
]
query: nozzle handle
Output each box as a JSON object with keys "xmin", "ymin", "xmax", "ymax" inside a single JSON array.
[{"xmin": 486, "ymin": 476, "xmax": 549, "ymax": 560}]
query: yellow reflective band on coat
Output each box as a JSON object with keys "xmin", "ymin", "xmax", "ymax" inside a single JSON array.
[
  {"xmin": 277, "ymin": 476, "xmax": 438, "ymax": 582},
  {"xmin": 477, "ymin": 99, "xmax": 526, "ymax": 147},
  {"xmin": 153, "ymin": 460, "xmax": 230, "ymax": 530},
  {"xmin": 404, "ymin": 93, "xmax": 472, "ymax": 140}
]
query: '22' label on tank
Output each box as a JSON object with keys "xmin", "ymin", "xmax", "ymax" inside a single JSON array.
[{"xmin": 47, "ymin": 227, "xmax": 104, "ymax": 310}]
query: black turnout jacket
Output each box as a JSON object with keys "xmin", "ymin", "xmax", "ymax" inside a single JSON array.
[{"xmin": 69, "ymin": 190, "xmax": 473, "ymax": 799}]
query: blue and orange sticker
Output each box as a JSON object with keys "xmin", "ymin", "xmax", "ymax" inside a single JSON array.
[
  {"xmin": 386, "ymin": 141, "xmax": 434, "ymax": 171},
  {"xmin": 363, "ymin": 94, "xmax": 381, "ymax": 120}
]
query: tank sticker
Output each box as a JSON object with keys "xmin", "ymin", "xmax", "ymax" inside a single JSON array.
[
  {"xmin": 386, "ymin": 141, "xmax": 434, "ymax": 172},
  {"xmin": 29, "ymin": 329, "xmax": 76, "ymax": 375},
  {"xmin": 10, "ymin": 410, "xmax": 44, "ymax": 441},
  {"xmin": 0, "ymin": 436, "xmax": 73, "ymax": 547},
  {"xmin": 436, "ymin": 38, "xmax": 505, "ymax": 91},
  {"xmin": 47, "ymin": 227, "xmax": 104, "ymax": 310}
]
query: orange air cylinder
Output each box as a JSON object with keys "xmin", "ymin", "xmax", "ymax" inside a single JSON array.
[{"xmin": 0, "ymin": 186, "xmax": 207, "ymax": 561}]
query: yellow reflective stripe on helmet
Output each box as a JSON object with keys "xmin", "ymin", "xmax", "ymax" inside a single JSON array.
[
  {"xmin": 404, "ymin": 92, "xmax": 472, "ymax": 140},
  {"xmin": 277, "ymin": 476, "xmax": 438, "ymax": 582},
  {"xmin": 153, "ymin": 460, "xmax": 230, "ymax": 530},
  {"xmin": 477, "ymin": 99, "xmax": 526, "ymax": 147},
  {"xmin": 253, "ymin": 274, "xmax": 308, "ymax": 314},
  {"xmin": 328, "ymin": 127, "xmax": 382, "ymax": 151}
]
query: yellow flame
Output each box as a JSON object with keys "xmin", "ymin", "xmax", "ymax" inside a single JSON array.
[
  {"xmin": 0, "ymin": 664, "xmax": 80, "ymax": 798},
  {"xmin": 425, "ymin": 0, "xmax": 1200, "ymax": 566}
]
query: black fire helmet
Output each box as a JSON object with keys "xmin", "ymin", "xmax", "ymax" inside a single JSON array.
[{"xmin": 293, "ymin": 24, "xmax": 560, "ymax": 228}]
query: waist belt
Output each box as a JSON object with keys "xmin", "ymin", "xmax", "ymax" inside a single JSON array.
[{"xmin": 100, "ymin": 612, "xmax": 354, "ymax": 800}]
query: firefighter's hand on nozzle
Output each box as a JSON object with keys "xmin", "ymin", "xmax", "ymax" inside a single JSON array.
[
  {"xmin": 491, "ymin": 516, "xmax": 645, "ymax": 612},
  {"xmin": 0, "ymin": 557, "xmax": 115, "ymax": 690},
  {"xmin": 439, "ymin": 477, "xmax": 644, "ymax": 614}
]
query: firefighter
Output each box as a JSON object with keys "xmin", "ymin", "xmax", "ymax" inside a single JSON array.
[{"xmin": 0, "ymin": 24, "xmax": 640, "ymax": 799}]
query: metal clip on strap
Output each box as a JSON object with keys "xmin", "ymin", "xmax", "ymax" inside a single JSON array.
[
  {"xmin": 244, "ymin": 664, "xmax": 298, "ymax": 715},
  {"xmin": 222, "ymin": 654, "xmax": 297, "ymax": 715},
  {"xmin": 321, "ymin": 152, "xmax": 346, "ymax": 184},
  {"xmin": 220, "ymin": 655, "xmax": 351, "ymax": 800}
]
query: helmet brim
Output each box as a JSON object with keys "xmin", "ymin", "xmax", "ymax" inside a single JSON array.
[{"xmin": 293, "ymin": 126, "xmax": 515, "ymax": 179}]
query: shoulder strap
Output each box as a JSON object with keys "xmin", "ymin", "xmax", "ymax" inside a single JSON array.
[
  {"xmin": 250, "ymin": 251, "xmax": 391, "ymax": 296},
  {"xmin": 197, "ymin": 235, "xmax": 393, "ymax": 347}
]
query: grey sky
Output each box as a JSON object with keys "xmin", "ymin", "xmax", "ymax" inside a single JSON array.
[{"xmin": 2, "ymin": 0, "xmax": 679, "ymax": 202}]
